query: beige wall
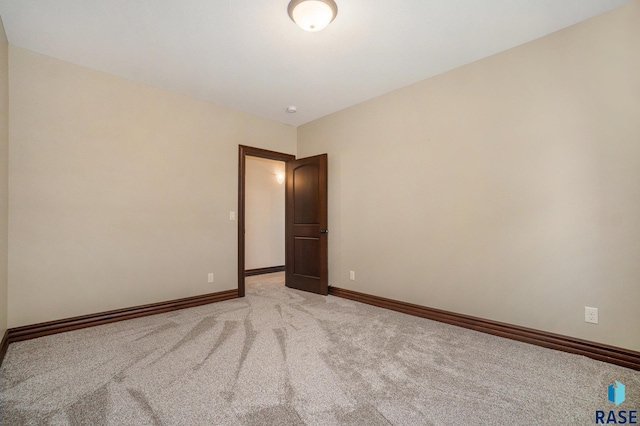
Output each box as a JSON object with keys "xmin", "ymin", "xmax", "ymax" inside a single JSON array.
[
  {"xmin": 4, "ymin": 2, "xmax": 639, "ymax": 353},
  {"xmin": 245, "ymin": 157, "xmax": 285, "ymax": 270},
  {"xmin": 8, "ymin": 46, "xmax": 296, "ymax": 327},
  {"xmin": 298, "ymin": 1, "xmax": 640, "ymax": 351},
  {"xmin": 0, "ymin": 17, "xmax": 8, "ymax": 337}
]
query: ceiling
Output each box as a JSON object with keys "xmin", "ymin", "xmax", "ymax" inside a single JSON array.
[{"xmin": 0, "ymin": 0, "xmax": 630, "ymax": 126}]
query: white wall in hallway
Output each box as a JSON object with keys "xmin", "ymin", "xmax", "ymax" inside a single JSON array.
[{"xmin": 245, "ymin": 157, "xmax": 285, "ymax": 270}]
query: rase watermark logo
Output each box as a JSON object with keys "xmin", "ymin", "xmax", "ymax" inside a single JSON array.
[
  {"xmin": 609, "ymin": 381, "xmax": 626, "ymax": 406},
  {"xmin": 595, "ymin": 381, "xmax": 637, "ymax": 424}
]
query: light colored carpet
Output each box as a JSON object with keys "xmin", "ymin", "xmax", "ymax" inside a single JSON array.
[{"xmin": 1, "ymin": 272, "xmax": 638, "ymax": 425}]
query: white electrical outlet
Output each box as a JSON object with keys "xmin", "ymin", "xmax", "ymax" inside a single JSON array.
[
  {"xmin": 585, "ymin": 307, "xmax": 598, "ymax": 324},
  {"xmin": 349, "ymin": 271, "xmax": 355, "ymax": 281},
  {"xmin": 208, "ymin": 273, "xmax": 214, "ymax": 283}
]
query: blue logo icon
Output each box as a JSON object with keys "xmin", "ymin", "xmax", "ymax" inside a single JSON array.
[
  {"xmin": 608, "ymin": 381, "xmax": 625, "ymax": 406},
  {"xmin": 596, "ymin": 381, "xmax": 636, "ymax": 424}
]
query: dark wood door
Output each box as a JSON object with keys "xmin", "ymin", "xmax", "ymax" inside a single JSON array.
[{"xmin": 285, "ymin": 154, "xmax": 328, "ymax": 295}]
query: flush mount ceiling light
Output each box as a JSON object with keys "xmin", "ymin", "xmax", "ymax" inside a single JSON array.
[{"xmin": 288, "ymin": 0, "xmax": 338, "ymax": 32}]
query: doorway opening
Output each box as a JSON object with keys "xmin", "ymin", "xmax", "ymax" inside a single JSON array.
[
  {"xmin": 238, "ymin": 146, "xmax": 295, "ymax": 297},
  {"xmin": 245, "ymin": 156, "xmax": 286, "ymax": 275}
]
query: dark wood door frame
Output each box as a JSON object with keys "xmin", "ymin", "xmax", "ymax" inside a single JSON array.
[{"xmin": 238, "ymin": 145, "xmax": 295, "ymax": 297}]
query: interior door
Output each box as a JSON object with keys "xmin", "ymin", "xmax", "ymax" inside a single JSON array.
[{"xmin": 285, "ymin": 154, "xmax": 328, "ymax": 295}]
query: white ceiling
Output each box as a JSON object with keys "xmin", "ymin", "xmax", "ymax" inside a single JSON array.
[{"xmin": 0, "ymin": 0, "xmax": 630, "ymax": 126}]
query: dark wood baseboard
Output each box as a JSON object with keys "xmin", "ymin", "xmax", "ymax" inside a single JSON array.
[
  {"xmin": 329, "ymin": 286, "xmax": 640, "ymax": 371},
  {"xmin": 245, "ymin": 266, "xmax": 285, "ymax": 276},
  {"xmin": 0, "ymin": 329, "xmax": 8, "ymax": 367},
  {"xmin": 5, "ymin": 289, "xmax": 239, "ymax": 348}
]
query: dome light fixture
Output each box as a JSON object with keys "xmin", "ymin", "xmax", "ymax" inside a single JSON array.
[{"xmin": 288, "ymin": 0, "xmax": 338, "ymax": 32}]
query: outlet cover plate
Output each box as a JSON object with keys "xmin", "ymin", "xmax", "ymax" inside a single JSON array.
[{"xmin": 585, "ymin": 307, "xmax": 598, "ymax": 324}]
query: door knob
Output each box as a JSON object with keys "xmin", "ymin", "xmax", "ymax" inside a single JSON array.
[{"xmin": 320, "ymin": 229, "xmax": 329, "ymax": 234}]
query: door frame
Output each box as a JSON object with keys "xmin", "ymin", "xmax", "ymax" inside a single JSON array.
[{"xmin": 238, "ymin": 145, "xmax": 295, "ymax": 297}]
